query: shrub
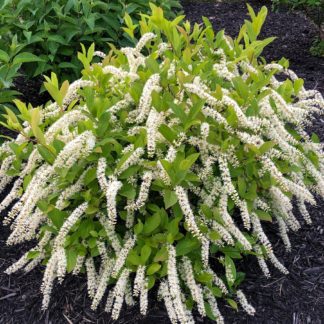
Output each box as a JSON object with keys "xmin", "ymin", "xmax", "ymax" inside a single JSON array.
[
  {"xmin": 1, "ymin": 4, "xmax": 324, "ymax": 322},
  {"xmin": 0, "ymin": 35, "xmax": 38, "ymax": 117},
  {"xmin": 0, "ymin": 0, "xmax": 181, "ymax": 81}
]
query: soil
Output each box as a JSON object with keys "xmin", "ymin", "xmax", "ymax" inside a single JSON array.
[
  {"xmin": 183, "ymin": 0, "xmax": 324, "ymax": 94},
  {"xmin": 0, "ymin": 1, "xmax": 324, "ymax": 323}
]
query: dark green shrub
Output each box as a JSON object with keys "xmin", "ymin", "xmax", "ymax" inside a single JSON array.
[
  {"xmin": 0, "ymin": 0, "xmax": 181, "ymax": 81},
  {"xmin": 0, "ymin": 35, "xmax": 39, "ymax": 119}
]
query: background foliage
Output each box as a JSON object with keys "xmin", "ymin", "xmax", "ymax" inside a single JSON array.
[{"xmin": 0, "ymin": 0, "xmax": 181, "ymax": 81}]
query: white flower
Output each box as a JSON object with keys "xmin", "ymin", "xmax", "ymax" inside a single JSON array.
[
  {"xmin": 0, "ymin": 178, "xmax": 23, "ymax": 214},
  {"xmin": 158, "ymin": 280, "xmax": 178, "ymax": 324},
  {"xmin": 136, "ymin": 33, "xmax": 156, "ymax": 52},
  {"xmin": 167, "ymin": 244, "xmax": 190, "ymax": 323},
  {"xmin": 297, "ymin": 200, "xmax": 312, "ymax": 225},
  {"xmin": 254, "ymin": 245, "xmax": 271, "ymax": 278},
  {"xmin": 131, "ymin": 171, "xmax": 153, "ymax": 210},
  {"xmin": 276, "ymin": 215, "xmax": 291, "ymax": 251},
  {"xmin": 237, "ymin": 290, "xmax": 255, "ymax": 315},
  {"xmin": 146, "ymin": 109, "xmax": 163, "ymax": 157},
  {"xmin": 91, "ymin": 258, "xmax": 114, "ymax": 310},
  {"xmin": 105, "ymin": 177, "xmax": 123, "ymax": 227},
  {"xmin": 111, "ymin": 235, "xmax": 136, "ymax": 278},
  {"xmin": 108, "ymin": 94, "xmax": 134, "ymax": 115},
  {"xmin": 98, "ymin": 214, "xmax": 122, "ymax": 252},
  {"xmin": 218, "ymin": 156, "xmax": 251, "ymax": 229},
  {"xmin": 180, "ymin": 256, "xmax": 206, "ymax": 317},
  {"xmin": 203, "ymin": 287, "xmax": 224, "ymax": 324},
  {"xmin": 251, "ymin": 213, "xmax": 273, "ymax": 254},
  {"xmin": 53, "ymin": 203, "xmax": 88, "ymax": 250},
  {"xmin": 116, "ymin": 147, "xmax": 144, "ymax": 175},
  {"xmin": 268, "ymin": 251, "xmax": 289, "ymax": 274},
  {"xmin": 111, "ymin": 268, "xmax": 130, "ymax": 319},
  {"xmin": 45, "ymin": 110, "xmax": 87, "ymax": 143},
  {"xmin": 56, "ymin": 247, "xmax": 67, "ymax": 283},
  {"xmin": 94, "ymin": 51, "xmax": 106, "ymax": 59},
  {"xmin": 41, "ymin": 252, "xmax": 58, "ymax": 310},
  {"xmin": 136, "ymin": 74, "xmax": 161, "ymax": 123},
  {"xmin": 102, "ymin": 65, "xmax": 138, "ymax": 81},
  {"xmin": 72, "ymin": 255, "xmax": 85, "ymax": 275},
  {"xmin": 86, "ymin": 257, "xmax": 98, "ymax": 299},
  {"xmin": 63, "ymin": 80, "xmax": 95, "ymax": 109},
  {"xmin": 133, "ymin": 265, "xmax": 146, "ymax": 297},
  {"xmin": 219, "ymin": 194, "xmax": 252, "ymax": 250},
  {"xmin": 56, "ymin": 168, "xmax": 88, "ymax": 210},
  {"xmin": 53, "ymin": 131, "xmax": 96, "ymax": 170},
  {"xmin": 140, "ymin": 280, "xmax": 148, "ymax": 315},
  {"xmin": 175, "ymin": 186, "xmax": 204, "ymax": 241}
]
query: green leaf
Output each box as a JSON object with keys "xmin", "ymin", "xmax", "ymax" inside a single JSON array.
[
  {"xmin": 147, "ymin": 276, "xmax": 155, "ymax": 290},
  {"xmin": 176, "ymin": 237, "xmax": 200, "ymax": 256},
  {"xmin": 143, "ymin": 212, "xmax": 161, "ymax": 234},
  {"xmin": 48, "ymin": 209, "xmax": 66, "ymax": 229},
  {"xmin": 134, "ymin": 220, "xmax": 144, "ymax": 235},
  {"xmin": 311, "ymin": 133, "xmax": 320, "ymax": 144},
  {"xmin": 140, "ymin": 245, "xmax": 152, "ymax": 264},
  {"xmin": 13, "ymin": 52, "xmax": 44, "ymax": 65},
  {"xmin": 0, "ymin": 49, "xmax": 10, "ymax": 63},
  {"xmin": 255, "ymin": 210, "xmax": 272, "ymax": 222},
  {"xmin": 127, "ymin": 250, "xmax": 141, "ymax": 266},
  {"xmin": 294, "ymin": 78, "xmax": 304, "ymax": 94},
  {"xmin": 205, "ymin": 302, "xmax": 216, "ymax": 321},
  {"xmin": 225, "ymin": 255, "xmax": 236, "ymax": 286},
  {"xmin": 37, "ymin": 145, "xmax": 56, "ymax": 165},
  {"xmin": 180, "ymin": 153, "xmax": 200, "ymax": 171},
  {"xmin": 259, "ymin": 141, "xmax": 276, "ymax": 155},
  {"xmin": 163, "ymin": 190, "xmax": 178, "ymax": 209},
  {"xmin": 119, "ymin": 183, "xmax": 136, "ymax": 199},
  {"xmin": 158, "ymin": 124, "xmax": 177, "ymax": 143},
  {"xmin": 27, "ymin": 250, "xmax": 40, "ymax": 260},
  {"xmin": 227, "ymin": 298, "xmax": 238, "ymax": 310},
  {"xmin": 237, "ymin": 176, "xmax": 246, "ymax": 198},
  {"xmin": 153, "ymin": 246, "xmax": 168, "ymax": 262},
  {"xmin": 196, "ymin": 271, "xmax": 213, "ymax": 283},
  {"xmin": 147, "ymin": 263, "xmax": 161, "ymax": 275},
  {"xmin": 66, "ymin": 248, "xmax": 78, "ymax": 273}
]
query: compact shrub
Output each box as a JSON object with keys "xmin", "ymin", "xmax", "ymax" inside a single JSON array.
[
  {"xmin": 1, "ymin": 4, "xmax": 323, "ymax": 323},
  {"xmin": 0, "ymin": 0, "xmax": 181, "ymax": 81}
]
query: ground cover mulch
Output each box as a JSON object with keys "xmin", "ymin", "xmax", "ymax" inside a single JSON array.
[{"xmin": 0, "ymin": 1, "xmax": 323, "ymax": 323}]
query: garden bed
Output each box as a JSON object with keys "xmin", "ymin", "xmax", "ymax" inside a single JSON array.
[{"xmin": 0, "ymin": 1, "xmax": 323, "ymax": 323}]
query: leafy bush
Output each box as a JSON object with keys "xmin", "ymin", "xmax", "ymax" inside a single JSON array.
[
  {"xmin": 1, "ymin": 4, "xmax": 324, "ymax": 322},
  {"xmin": 310, "ymin": 38, "xmax": 324, "ymax": 57},
  {"xmin": 0, "ymin": 0, "xmax": 181, "ymax": 81},
  {"xmin": 272, "ymin": 0, "xmax": 322, "ymax": 9},
  {"xmin": 0, "ymin": 35, "xmax": 39, "ymax": 117}
]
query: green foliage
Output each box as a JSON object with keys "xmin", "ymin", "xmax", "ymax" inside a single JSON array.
[
  {"xmin": 0, "ymin": 4, "xmax": 323, "ymax": 322},
  {"xmin": 0, "ymin": 0, "xmax": 181, "ymax": 81},
  {"xmin": 310, "ymin": 38, "xmax": 324, "ymax": 57},
  {"xmin": 272, "ymin": 0, "xmax": 323, "ymax": 9},
  {"xmin": 0, "ymin": 35, "xmax": 30, "ymax": 115}
]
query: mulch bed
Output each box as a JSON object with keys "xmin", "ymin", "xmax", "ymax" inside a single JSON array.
[{"xmin": 0, "ymin": 1, "xmax": 324, "ymax": 323}]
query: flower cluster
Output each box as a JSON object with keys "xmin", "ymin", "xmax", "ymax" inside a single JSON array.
[{"xmin": 0, "ymin": 6, "xmax": 323, "ymax": 324}]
